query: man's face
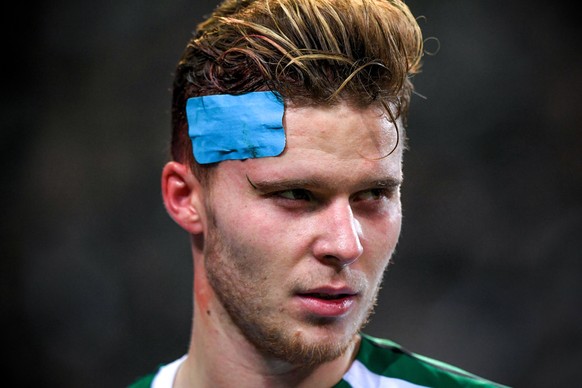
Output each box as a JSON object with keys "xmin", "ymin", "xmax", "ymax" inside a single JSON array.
[{"xmin": 203, "ymin": 102, "xmax": 403, "ymax": 366}]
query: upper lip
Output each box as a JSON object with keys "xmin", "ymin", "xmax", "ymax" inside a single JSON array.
[{"xmin": 298, "ymin": 286, "xmax": 358, "ymax": 296}]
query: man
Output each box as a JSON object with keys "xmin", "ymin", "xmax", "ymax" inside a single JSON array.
[{"xmin": 131, "ymin": 0, "xmax": 508, "ymax": 386}]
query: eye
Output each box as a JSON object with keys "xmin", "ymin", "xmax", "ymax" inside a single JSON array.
[
  {"xmin": 353, "ymin": 188, "xmax": 394, "ymax": 202},
  {"xmin": 277, "ymin": 189, "xmax": 313, "ymax": 201}
]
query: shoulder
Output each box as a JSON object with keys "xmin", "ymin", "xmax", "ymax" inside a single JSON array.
[
  {"xmin": 340, "ymin": 333, "xmax": 510, "ymax": 388},
  {"xmin": 127, "ymin": 356, "xmax": 186, "ymax": 388}
]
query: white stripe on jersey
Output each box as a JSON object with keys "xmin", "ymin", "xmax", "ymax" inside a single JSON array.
[
  {"xmin": 343, "ymin": 359, "xmax": 430, "ymax": 388},
  {"xmin": 151, "ymin": 355, "xmax": 186, "ymax": 388}
]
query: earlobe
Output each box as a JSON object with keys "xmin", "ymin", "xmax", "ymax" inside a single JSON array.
[{"xmin": 161, "ymin": 161, "xmax": 205, "ymax": 234}]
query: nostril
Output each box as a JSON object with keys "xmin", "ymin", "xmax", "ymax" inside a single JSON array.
[{"xmin": 322, "ymin": 254, "xmax": 360, "ymax": 270}]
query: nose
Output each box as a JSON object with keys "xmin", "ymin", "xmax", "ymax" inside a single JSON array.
[{"xmin": 312, "ymin": 199, "xmax": 364, "ymax": 268}]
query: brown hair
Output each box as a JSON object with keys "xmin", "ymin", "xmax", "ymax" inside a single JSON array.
[{"xmin": 171, "ymin": 0, "xmax": 424, "ymax": 181}]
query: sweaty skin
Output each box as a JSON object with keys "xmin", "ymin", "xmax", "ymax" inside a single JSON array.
[{"xmin": 170, "ymin": 102, "xmax": 404, "ymax": 388}]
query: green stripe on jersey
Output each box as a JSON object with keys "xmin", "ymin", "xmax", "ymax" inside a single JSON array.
[{"xmin": 128, "ymin": 372, "xmax": 155, "ymax": 388}]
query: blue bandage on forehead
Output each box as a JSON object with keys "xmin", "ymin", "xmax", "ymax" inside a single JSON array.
[{"xmin": 186, "ymin": 91, "xmax": 286, "ymax": 164}]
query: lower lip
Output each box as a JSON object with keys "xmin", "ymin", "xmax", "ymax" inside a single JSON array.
[{"xmin": 296, "ymin": 295, "xmax": 356, "ymax": 317}]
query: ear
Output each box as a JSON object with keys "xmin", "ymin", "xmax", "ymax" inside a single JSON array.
[{"xmin": 161, "ymin": 161, "xmax": 205, "ymax": 234}]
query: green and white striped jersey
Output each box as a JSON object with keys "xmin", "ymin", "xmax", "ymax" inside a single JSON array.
[
  {"xmin": 335, "ymin": 333, "xmax": 509, "ymax": 387},
  {"xmin": 129, "ymin": 333, "xmax": 509, "ymax": 387}
]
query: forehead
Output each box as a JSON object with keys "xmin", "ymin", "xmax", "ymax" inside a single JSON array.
[
  {"xmin": 210, "ymin": 102, "xmax": 403, "ymax": 189},
  {"xmin": 282, "ymin": 102, "xmax": 401, "ymax": 161}
]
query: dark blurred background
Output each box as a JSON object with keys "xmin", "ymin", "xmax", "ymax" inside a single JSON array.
[{"xmin": 3, "ymin": 1, "xmax": 580, "ymax": 387}]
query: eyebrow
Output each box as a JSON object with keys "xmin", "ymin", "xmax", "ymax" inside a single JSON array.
[{"xmin": 246, "ymin": 175, "xmax": 402, "ymax": 192}]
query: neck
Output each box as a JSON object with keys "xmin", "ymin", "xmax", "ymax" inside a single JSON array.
[{"xmin": 175, "ymin": 248, "xmax": 360, "ymax": 388}]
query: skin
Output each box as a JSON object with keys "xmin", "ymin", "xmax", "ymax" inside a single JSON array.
[{"xmin": 162, "ymin": 101, "xmax": 403, "ymax": 387}]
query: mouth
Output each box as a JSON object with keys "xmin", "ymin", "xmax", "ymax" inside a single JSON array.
[{"xmin": 295, "ymin": 287, "xmax": 358, "ymax": 318}]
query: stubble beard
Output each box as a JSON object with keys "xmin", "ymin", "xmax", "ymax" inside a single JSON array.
[{"xmin": 203, "ymin": 213, "xmax": 385, "ymax": 367}]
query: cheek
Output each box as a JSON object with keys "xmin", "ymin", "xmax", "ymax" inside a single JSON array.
[
  {"xmin": 215, "ymin": 206, "xmax": 302, "ymax": 272},
  {"xmin": 359, "ymin": 210, "xmax": 402, "ymax": 270},
  {"xmin": 363, "ymin": 206, "xmax": 402, "ymax": 245}
]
